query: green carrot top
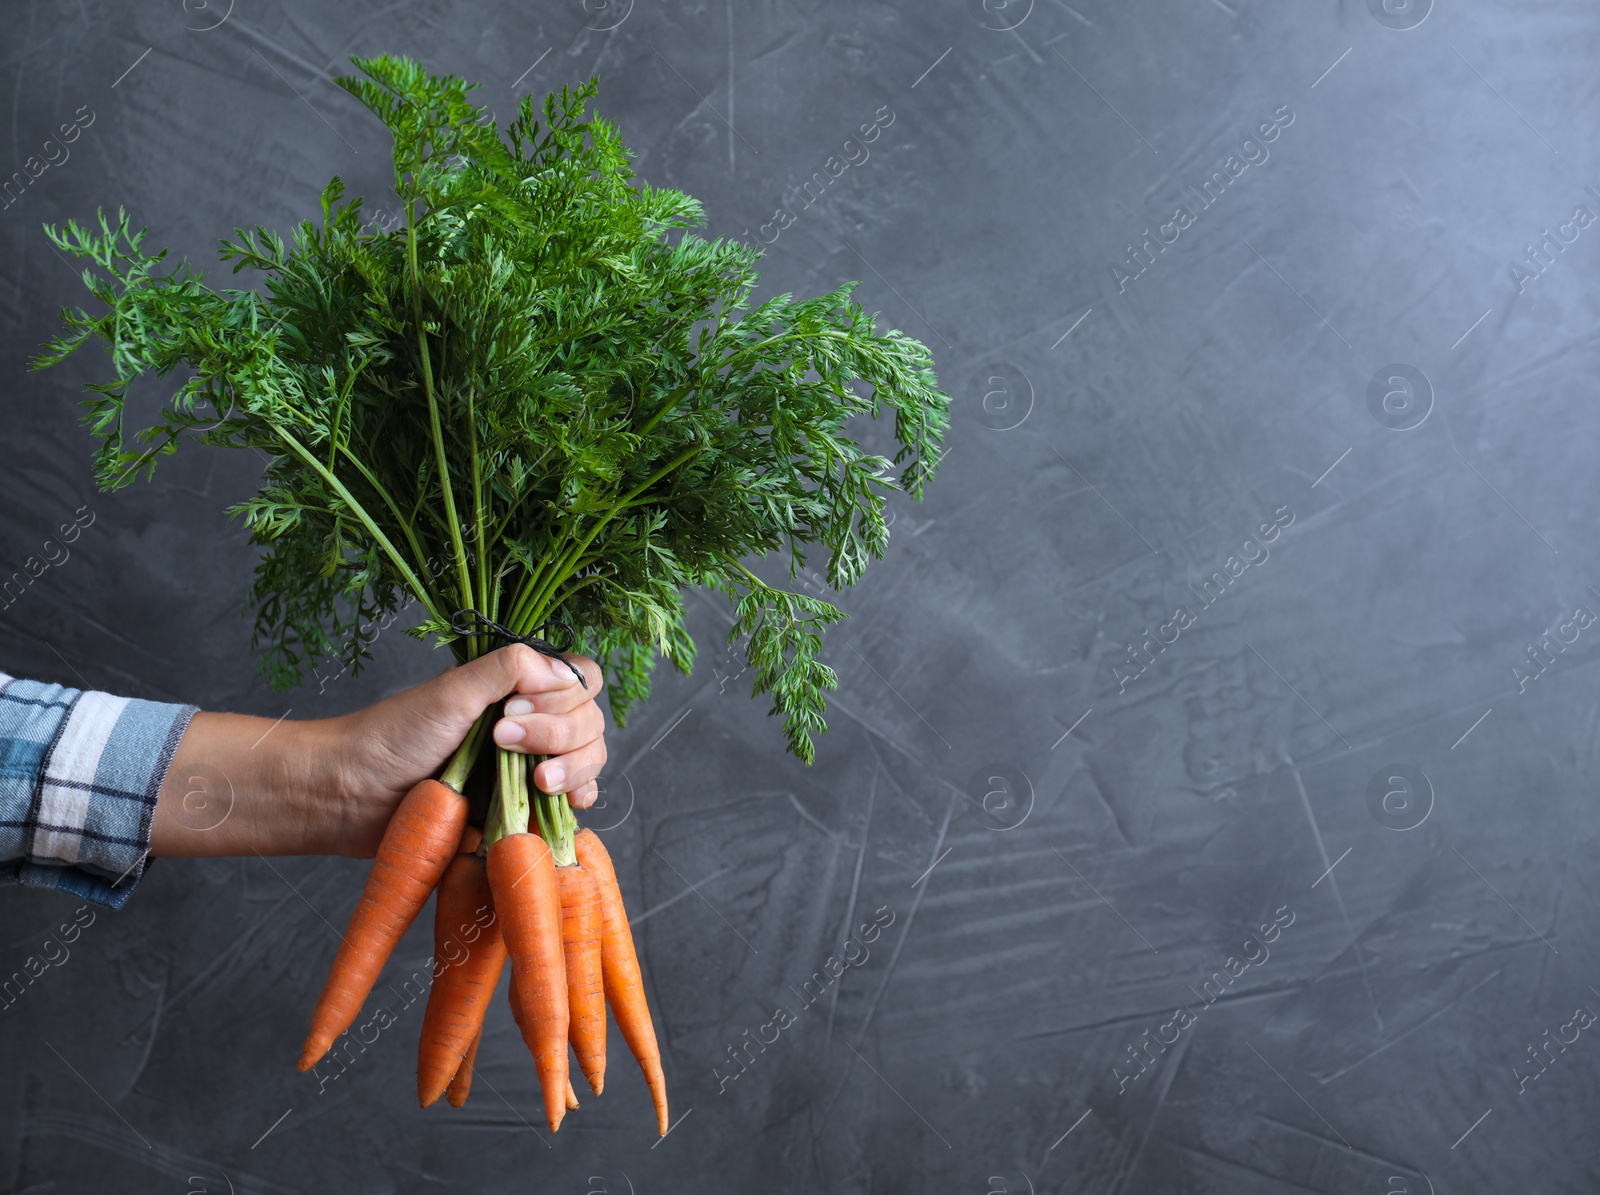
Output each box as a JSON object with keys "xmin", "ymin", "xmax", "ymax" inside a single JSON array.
[{"xmin": 32, "ymin": 54, "xmax": 949, "ymax": 763}]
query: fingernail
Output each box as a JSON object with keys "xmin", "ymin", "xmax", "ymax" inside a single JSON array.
[
  {"xmin": 505, "ymin": 697, "xmax": 535, "ymax": 716},
  {"xmin": 544, "ymin": 763, "xmax": 566, "ymax": 789},
  {"xmin": 493, "ymin": 720, "xmax": 526, "ymax": 745}
]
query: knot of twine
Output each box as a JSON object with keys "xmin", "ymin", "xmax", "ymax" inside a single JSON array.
[{"xmin": 449, "ymin": 608, "xmax": 588, "ymax": 689}]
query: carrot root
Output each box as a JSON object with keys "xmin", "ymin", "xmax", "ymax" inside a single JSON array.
[
  {"xmin": 573, "ymin": 828, "xmax": 668, "ymax": 1135},
  {"xmin": 556, "ymin": 862, "xmax": 607, "ymax": 1096},
  {"xmin": 417, "ymin": 830, "xmax": 506, "ymax": 1106},
  {"xmin": 299, "ymin": 779, "xmax": 467, "ymax": 1071},
  {"xmin": 489, "ymin": 832, "xmax": 569, "ymax": 1132},
  {"xmin": 445, "ymin": 1028, "xmax": 482, "ymax": 1108}
]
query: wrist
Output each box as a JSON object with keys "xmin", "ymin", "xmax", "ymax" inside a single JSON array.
[
  {"xmin": 151, "ymin": 710, "xmax": 339, "ymax": 857},
  {"xmin": 225, "ymin": 712, "xmax": 333, "ymax": 856},
  {"xmin": 294, "ymin": 711, "xmax": 359, "ymax": 856}
]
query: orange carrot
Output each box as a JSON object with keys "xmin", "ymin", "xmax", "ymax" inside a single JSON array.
[
  {"xmin": 417, "ymin": 835, "xmax": 507, "ymax": 1106},
  {"xmin": 509, "ymin": 977, "xmax": 579, "ymax": 1116},
  {"xmin": 556, "ymin": 863, "xmax": 607, "ymax": 1095},
  {"xmin": 443, "ymin": 825, "xmax": 489, "ymax": 1109},
  {"xmin": 488, "ymin": 832, "xmax": 569, "ymax": 1131},
  {"xmin": 573, "ymin": 828, "xmax": 668, "ymax": 1135},
  {"xmin": 299, "ymin": 778, "xmax": 467, "ymax": 1071},
  {"xmin": 445, "ymin": 1028, "xmax": 482, "ymax": 1107}
]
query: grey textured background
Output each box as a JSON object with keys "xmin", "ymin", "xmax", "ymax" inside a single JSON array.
[{"xmin": 2, "ymin": 1, "xmax": 1597, "ymax": 1191}]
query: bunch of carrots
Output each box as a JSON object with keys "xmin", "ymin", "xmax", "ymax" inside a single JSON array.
[
  {"xmin": 37, "ymin": 53, "xmax": 945, "ymax": 1138},
  {"xmin": 296, "ymin": 717, "xmax": 667, "ymax": 1134}
]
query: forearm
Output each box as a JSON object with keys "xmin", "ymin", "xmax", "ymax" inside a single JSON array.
[{"xmin": 150, "ymin": 712, "xmax": 336, "ymax": 857}]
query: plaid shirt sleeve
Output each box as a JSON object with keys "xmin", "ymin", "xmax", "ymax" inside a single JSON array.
[{"xmin": 0, "ymin": 671, "xmax": 197, "ymax": 909}]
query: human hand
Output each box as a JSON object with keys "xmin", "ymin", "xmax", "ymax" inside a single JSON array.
[{"xmin": 150, "ymin": 645, "xmax": 607, "ymax": 858}]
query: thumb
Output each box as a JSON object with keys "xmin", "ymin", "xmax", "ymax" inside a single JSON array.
[{"xmin": 441, "ymin": 643, "xmax": 595, "ymax": 715}]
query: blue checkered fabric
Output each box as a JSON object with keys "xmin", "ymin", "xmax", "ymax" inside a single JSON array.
[{"xmin": 0, "ymin": 671, "xmax": 196, "ymax": 908}]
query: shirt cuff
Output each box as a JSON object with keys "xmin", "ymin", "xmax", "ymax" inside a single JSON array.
[{"xmin": 0, "ymin": 672, "xmax": 197, "ymax": 909}]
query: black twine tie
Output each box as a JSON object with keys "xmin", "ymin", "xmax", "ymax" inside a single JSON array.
[{"xmin": 450, "ymin": 609, "xmax": 588, "ymax": 688}]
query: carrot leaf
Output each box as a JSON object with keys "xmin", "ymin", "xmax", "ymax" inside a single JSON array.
[{"xmin": 31, "ymin": 54, "xmax": 949, "ymax": 764}]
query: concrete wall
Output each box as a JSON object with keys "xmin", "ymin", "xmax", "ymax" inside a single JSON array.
[{"xmin": 2, "ymin": 2, "xmax": 1595, "ymax": 1190}]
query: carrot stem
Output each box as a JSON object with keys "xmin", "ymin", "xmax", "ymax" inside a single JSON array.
[
  {"xmin": 529, "ymin": 757, "xmax": 576, "ymax": 866},
  {"xmin": 485, "ymin": 743, "xmax": 530, "ymax": 847},
  {"xmin": 439, "ymin": 710, "xmax": 490, "ymax": 793}
]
